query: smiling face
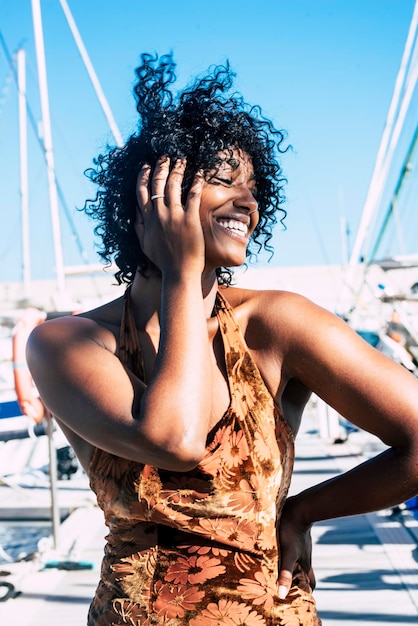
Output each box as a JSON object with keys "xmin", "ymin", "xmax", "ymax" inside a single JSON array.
[{"xmin": 199, "ymin": 149, "xmax": 259, "ymax": 272}]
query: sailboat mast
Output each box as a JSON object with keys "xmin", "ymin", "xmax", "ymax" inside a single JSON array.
[
  {"xmin": 31, "ymin": 0, "xmax": 65, "ymax": 299},
  {"xmin": 347, "ymin": 0, "xmax": 418, "ymax": 272},
  {"xmin": 338, "ymin": 1, "xmax": 418, "ymax": 320},
  {"xmin": 59, "ymin": 0, "xmax": 123, "ymax": 148},
  {"xmin": 17, "ymin": 48, "xmax": 31, "ymax": 299}
]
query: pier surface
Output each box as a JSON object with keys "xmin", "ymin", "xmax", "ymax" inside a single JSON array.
[{"xmin": 0, "ymin": 415, "xmax": 417, "ymax": 625}]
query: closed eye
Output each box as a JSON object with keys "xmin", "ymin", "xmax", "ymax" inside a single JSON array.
[{"xmin": 209, "ymin": 176, "xmax": 232, "ymax": 186}]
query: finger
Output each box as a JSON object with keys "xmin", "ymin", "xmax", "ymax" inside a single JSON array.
[
  {"xmin": 277, "ymin": 567, "xmax": 293, "ymax": 600},
  {"xmin": 165, "ymin": 158, "xmax": 186, "ymax": 208},
  {"xmin": 136, "ymin": 164, "xmax": 152, "ymax": 211},
  {"xmin": 151, "ymin": 156, "xmax": 170, "ymax": 202},
  {"xmin": 277, "ymin": 541, "xmax": 297, "ymax": 599},
  {"xmin": 185, "ymin": 170, "xmax": 204, "ymax": 213}
]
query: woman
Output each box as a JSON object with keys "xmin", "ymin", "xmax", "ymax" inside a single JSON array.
[{"xmin": 27, "ymin": 53, "xmax": 418, "ymax": 626}]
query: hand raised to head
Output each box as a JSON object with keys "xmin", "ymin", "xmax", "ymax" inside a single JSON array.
[{"xmin": 135, "ymin": 156, "xmax": 205, "ymax": 277}]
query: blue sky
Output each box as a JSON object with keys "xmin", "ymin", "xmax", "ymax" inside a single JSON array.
[{"xmin": 0, "ymin": 0, "xmax": 416, "ymax": 283}]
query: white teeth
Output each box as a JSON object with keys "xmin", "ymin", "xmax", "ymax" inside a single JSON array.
[{"xmin": 217, "ymin": 219, "xmax": 248, "ymax": 236}]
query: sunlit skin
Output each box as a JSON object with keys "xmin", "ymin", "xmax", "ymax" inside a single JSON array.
[
  {"xmin": 135, "ymin": 151, "xmax": 259, "ymax": 288},
  {"xmin": 199, "ymin": 151, "xmax": 259, "ymax": 272},
  {"xmin": 26, "ymin": 149, "xmax": 418, "ymax": 603}
]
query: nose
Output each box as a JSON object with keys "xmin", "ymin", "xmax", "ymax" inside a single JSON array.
[{"xmin": 233, "ymin": 185, "xmax": 258, "ymax": 215}]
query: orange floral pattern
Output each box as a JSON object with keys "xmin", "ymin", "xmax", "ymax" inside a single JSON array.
[
  {"xmin": 165, "ymin": 555, "xmax": 226, "ymax": 585},
  {"xmin": 87, "ymin": 290, "xmax": 321, "ymax": 625},
  {"xmin": 153, "ymin": 582, "xmax": 205, "ymax": 619},
  {"xmin": 237, "ymin": 564, "xmax": 278, "ymax": 610}
]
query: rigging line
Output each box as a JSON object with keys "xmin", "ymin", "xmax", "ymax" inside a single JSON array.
[
  {"xmin": 398, "ymin": 155, "xmax": 418, "ymax": 239},
  {"xmin": 392, "ymin": 199, "xmax": 406, "ymax": 257},
  {"xmin": 375, "ymin": 54, "xmax": 418, "ymax": 219},
  {"xmin": 0, "ymin": 32, "xmax": 93, "ymax": 268},
  {"xmin": 0, "ymin": 63, "xmax": 14, "ymax": 118},
  {"xmin": 369, "ymin": 125, "xmax": 418, "ymax": 262},
  {"xmin": 0, "ymin": 32, "xmax": 19, "ymax": 110},
  {"xmin": 364, "ymin": 58, "xmax": 418, "ymax": 261}
]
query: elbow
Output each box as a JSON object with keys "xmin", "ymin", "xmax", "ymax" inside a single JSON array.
[
  {"xmin": 158, "ymin": 439, "xmax": 207, "ymax": 472},
  {"xmin": 137, "ymin": 433, "xmax": 207, "ymax": 472},
  {"xmin": 138, "ymin": 397, "xmax": 209, "ymax": 471},
  {"xmin": 391, "ymin": 442, "xmax": 418, "ymax": 492},
  {"xmin": 168, "ymin": 450, "xmax": 206, "ymax": 472}
]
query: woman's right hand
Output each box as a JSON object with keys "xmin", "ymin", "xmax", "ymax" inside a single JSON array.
[{"xmin": 135, "ymin": 156, "xmax": 205, "ymax": 278}]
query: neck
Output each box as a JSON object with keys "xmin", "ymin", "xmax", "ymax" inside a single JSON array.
[{"xmin": 129, "ymin": 269, "xmax": 219, "ymax": 329}]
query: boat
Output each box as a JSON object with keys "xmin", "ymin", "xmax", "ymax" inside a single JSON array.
[
  {"xmin": 0, "ymin": 0, "xmax": 124, "ymax": 423},
  {"xmin": 340, "ymin": 5, "xmax": 418, "ymax": 376},
  {"xmin": 0, "ymin": 1, "xmax": 122, "ymax": 568}
]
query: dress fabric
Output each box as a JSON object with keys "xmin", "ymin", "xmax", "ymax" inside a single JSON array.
[{"xmin": 87, "ymin": 289, "xmax": 321, "ymax": 625}]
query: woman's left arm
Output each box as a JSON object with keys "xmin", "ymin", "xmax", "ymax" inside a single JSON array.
[
  {"xmin": 287, "ymin": 300, "xmax": 418, "ymax": 516},
  {"xmin": 266, "ymin": 291, "xmax": 418, "ymax": 597}
]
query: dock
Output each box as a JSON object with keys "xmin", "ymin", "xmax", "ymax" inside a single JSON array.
[{"xmin": 0, "ymin": 413, "xmax": 417, "ymax": 625}]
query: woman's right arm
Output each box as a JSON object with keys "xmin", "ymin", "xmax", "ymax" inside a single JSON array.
[
  {"xmin": 27, "ymin": 160, "xmax": 213, "ymax": 471},
  {"xmin": 26, "ymin": 316, "xmax": 148, "ymax": 463},
  {"xmin": 26, "ymin": 305, "xmax": 209, "ymax": 472}
]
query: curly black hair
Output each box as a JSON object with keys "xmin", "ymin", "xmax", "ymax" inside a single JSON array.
[{"xmin": 84, "ymin": 52, "xmax": 288, "ymax": 285}]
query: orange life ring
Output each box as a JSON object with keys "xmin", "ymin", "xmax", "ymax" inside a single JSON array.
[{"xmin": 12, "ymin": 307, "xmax": 47, "ymax": 423}]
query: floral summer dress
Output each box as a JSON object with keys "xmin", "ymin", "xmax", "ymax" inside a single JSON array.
[{"xmin": 87, "ymin": 289, "xmax": 321, "ymax": 625}]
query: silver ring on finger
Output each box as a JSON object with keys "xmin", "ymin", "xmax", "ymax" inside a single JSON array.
[{"xmin": 150, "ymin": 194, "xmax": 165, "ymax": 201}]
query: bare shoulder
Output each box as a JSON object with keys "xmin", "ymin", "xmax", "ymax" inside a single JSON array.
[
  {"xmin": 220, "ymin": 284, "xmax": 320, "ymax": 314},
  {"xmin": 222, "ymin": 285, "xmax": 418, "ymax": 445},
  {"xmin": 25, "ymin": 295, "xmax": 131, "ymax": 472},
  {"xmin": 27, "ymin": 295, "xmax": 124, "ymax": 358},
  {"xmin": 220, "ymin": 285, "xmax": 334, "ymax": 344},
  {"xmin": 220, "ymin": 284, "xmax": 371, "ymax": 382}
]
